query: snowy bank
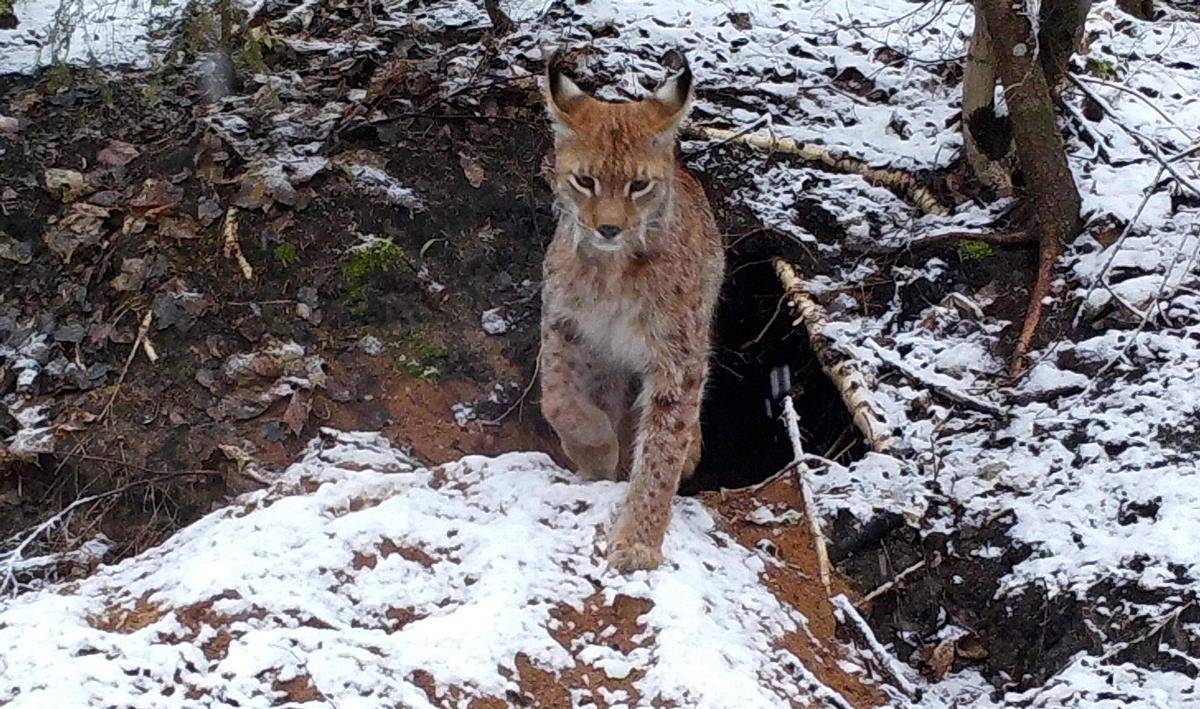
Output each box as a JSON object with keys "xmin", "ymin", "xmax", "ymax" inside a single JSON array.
[{"xmin": 0, "ymin": 430, "xmax": 882, "ymax": 708}]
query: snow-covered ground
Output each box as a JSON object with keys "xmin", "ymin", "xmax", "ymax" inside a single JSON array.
[
  {"xmin": 404, "ymin": 1, "xmax": 1200, "ymax": 701},
  {"xmin": 0, "ymin": 430, "xmax": 883, "ymax": 708},
  {"xmin": 0, "ymin": 0, "xmax": 180, "ymax": 73},
  {"xmin": 3, "ymin": 0, "xmax": 1199, "ymax": 705}
]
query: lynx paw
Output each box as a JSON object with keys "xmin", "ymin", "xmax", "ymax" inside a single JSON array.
[{"xmin": 606, "ymin": 539, "xmax": 663, "ymax": 572}]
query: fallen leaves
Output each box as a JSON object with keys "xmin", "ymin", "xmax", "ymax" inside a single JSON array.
[
  {"xmin": 0, "ymin": 233, "xmax": 32, "ymax": 265},
  {"xmin": 195, "ymin": 341, "xmax": 326, "ymax": 425},
  {"xmin": 130, "ymin": 179, "xmax": 183, "ymax": 210},
  {"xmin": 458, "ymin": 151, "xmax": 486, "ymax": 188},
  {"xmin": 43, "ymin": 203, "xmax": 109, "ymax": 263}
]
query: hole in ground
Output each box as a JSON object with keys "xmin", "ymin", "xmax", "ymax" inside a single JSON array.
[{"xmin": 683, "ymin": 253, "xmax": 867, "ymax": 494}]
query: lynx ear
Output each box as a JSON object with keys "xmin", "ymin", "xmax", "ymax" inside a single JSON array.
[
  {"xmin": 544, "ymin": 50, "xmax": 585, "ymax": 135},
  {"xmin": 651, "ymin": 56, "xmax": 693, "ymax": 136}
]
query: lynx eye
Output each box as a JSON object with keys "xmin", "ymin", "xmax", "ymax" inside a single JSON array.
[
  {"xmin": 627, "ymin": 179, "xmax": 652, "ymax": 197},
  {"xmin": 568, "ymin": 174, "xmax": 596, "ymax": 194}
]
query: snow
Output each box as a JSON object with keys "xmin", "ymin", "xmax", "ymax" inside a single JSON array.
[{"xmin": 0, "ymin": 430, "xmax": 859, "ymax": 707}]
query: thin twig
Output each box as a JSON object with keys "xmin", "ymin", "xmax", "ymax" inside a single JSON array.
[
  {"xmin": 482, "ymin": 353, "xmax": 540, "ymax": 426},
  {"xmin": 0, "ymin": 470, "xmax": 219, "ymax": 595},
  {"xmin": 781, "ymin": 395, "xmax": 832, "ymax": 595},
  {"xmin": 831, "ymin": 594, "xmax": 920, "ymax": 698},
  {"xmin": 99, "ymin": 309, "xmax": 154, "ymax": 422},
  {"xmin": 856, "ymin": 558, "xmax": 928, "ymax": 608},
  {"xmin": 1069, "ymin": 74, "xmax": 1200, "ymax": 198},
  {"xmin": 865, "ymin": 339, "xmax": 1007, "ymax": 417}
]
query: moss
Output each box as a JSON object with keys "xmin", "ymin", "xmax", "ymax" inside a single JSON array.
[
  {"xmin": 45, "ymin": 63, "xmax": 72, "ymax": 92},
  {"xmin": 395, "ymin": 328, "xmax": 449, "ymax": 381},
  {"xmin": 273, "ymin": 243, "xmax": 299, "ymax": 267},
  {"xmin": 1084, "ymin": 57, "xmax": 1121, "ymax": 81},
  {"xmin": 958, "ymin": 239, "xmax": 995, "ymax": 261},
  {"xmin": 341, "ymin": 237, "xmax": 407, "ymax": 312}
]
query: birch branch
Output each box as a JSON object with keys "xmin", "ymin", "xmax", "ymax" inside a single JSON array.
[
  {"xmin": 774, "ymin": 259, "xmax": 897, "ymax": 452},
  {"xmin": 781, "ymin": 394, "xmax": 832, "ymax": 596},
  {"xmin": 700, "ymin": 126, "xmax": 948, "ymax": 216}
]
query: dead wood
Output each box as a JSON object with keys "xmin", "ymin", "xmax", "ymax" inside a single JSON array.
[
  {"xmin": 774, "ymin": 259, "xmax": 897, "ymax": 453},
  {"xmin": 701, "ymin": 127, "xmax": 948, "ymax": 216}
]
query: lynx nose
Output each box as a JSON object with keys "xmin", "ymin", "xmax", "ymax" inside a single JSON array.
[{"xmin": 597, "ymin": 224, "xmax": 622, "ymax": 240}]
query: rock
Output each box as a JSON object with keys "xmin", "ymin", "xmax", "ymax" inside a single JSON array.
[
  {"xmin": 357, "ymin": 335, "xmax": 385, "ymax": 356},
  {"xmin": 481, "ymin": 307, "xmax": 510, "ymax": 335}
]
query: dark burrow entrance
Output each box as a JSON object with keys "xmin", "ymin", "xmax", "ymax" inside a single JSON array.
[{"xmin": 682, "ymin": 251, "xmax": 867, "ymax": 494}]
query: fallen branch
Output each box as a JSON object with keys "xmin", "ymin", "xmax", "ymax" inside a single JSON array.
[
  {"xmin": 775, "ymin": 259, "xmax": 897, "ymax": 452},
  {"xmin": 831, "ymin": 594, "xmax": 920, "ymax": 699},
  {"xmin": 846, "ymin": 228, "xmax": 1033, "ymax": 256},
  {"xmin": 781, "ymin": 394, "xmax": 832, "ymax": 596},
  {"xmin": 866, "ymin": 339, "xmax": 1006, "ymax": 417},
  {"xmin": 701, "ymin": 126, "xmax": 948, "ymax": 216}
]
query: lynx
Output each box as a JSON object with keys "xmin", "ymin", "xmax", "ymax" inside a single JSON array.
[{"xmin": 539, "ymin": 51, "xmax": 725, "ymax": 572}]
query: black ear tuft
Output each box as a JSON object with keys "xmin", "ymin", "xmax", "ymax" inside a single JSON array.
[
  {"xmin": 653, "ymin": 48, "xmax": 693, "ymax": 120},
  {"xmin": 543, "ymin": 47, "xmax": 584, "ymax": 131}
]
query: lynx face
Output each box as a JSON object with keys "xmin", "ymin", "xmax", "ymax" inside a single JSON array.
[{"xmin": 543, "ymin": 54, "xmax": 693, "ymax": 253}]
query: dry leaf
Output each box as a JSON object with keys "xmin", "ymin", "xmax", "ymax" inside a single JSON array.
[
  {"xmin": 44, "ymin": 168, "xmax": 88, "ymax": 201},
  {"xmin": 282, "ymin": 390, "xmax": 312, "ymax": 436},
  {"xmin": 956, "ymin": 635, "xmax": 989, "ymax": 660},
  {"xmin": 459, "ymin": 152, "xmax": 485, "ymax": 189},
  {"xmin": 98, "ymin": 140, "xmax": 140, "ymax": 167},
  {"xmin": 130, "ymin": 179, "xmax": 184, "ymax": 209},
  {"xmin": 925, "ymin": 638, "xmax": 957, "ymax": 680}
]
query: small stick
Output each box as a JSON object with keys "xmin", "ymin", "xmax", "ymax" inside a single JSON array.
[
  {"xmin": 831, "ymin": 594, "xmax": 919, "ymax": 699},
  {"xmin": 99, "ymin": 309, "xmax": 154, "ymax": 421},
  {"xmin": 775, "ymin": 259, "xmax": 896, "ymax": 452},
  {"xmin": 222, "ymin": 207, "xmax": 254, "ymax": 280},
  {"xmin": 781, "ymin": 394, "xmax": 832, "ymax": 595},
  {"xmin": 482, "ymin": 354, "xmax": 540, "ymax": 426},
  {"xmin": 856, "ymin": 558, "xmax": 928, "ymax": 608},
  {"xmin": 865, "ymin": 339, "xmax": 1006, "ymax": 417}
]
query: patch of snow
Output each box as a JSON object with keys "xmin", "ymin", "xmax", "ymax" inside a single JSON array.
[
  {"xmin": 0, "ymin": 431, "xmax": 859, "ymax": 707},
  {"xmin": 481, "ymin": 307, "xmax": 510, "ymax": 335},
  {"xmin": 450, "ymin": 401, "xmax": 475, "ymax": 428}
]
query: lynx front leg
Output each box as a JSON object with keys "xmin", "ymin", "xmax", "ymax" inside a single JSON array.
[
  {"xmin": 540, "ymin": 320, "xmax": 620, "ymax": 481},
  {"xmin": 607, "ymin": 364, "xmax": 704, "ymax": 572}
]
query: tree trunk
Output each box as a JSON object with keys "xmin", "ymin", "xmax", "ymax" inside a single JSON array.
[
  {"xmin": 1116, "ymin": 0, "xmax": 1153, "ymax": 20},
  {"xmin": 962, "ymin": 0, "xmax": 1013, "ymax": 194},
  {"xmin": 484, "ymin": 0, "xmax": 515, "ymax": 36},
  {"xmin": 1038, "ymin": 0, "xmax": 1094, "ymax": 92},
  {"xmin": 977, "ymin": 0, "xmax": 1084, "ymax": 375}
]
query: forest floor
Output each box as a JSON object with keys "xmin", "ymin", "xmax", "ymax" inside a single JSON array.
[{"xmin": 2, "ymin": 0, "xmax": 1200, "ymax": 706}]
